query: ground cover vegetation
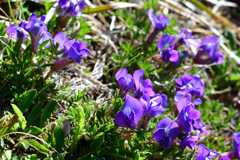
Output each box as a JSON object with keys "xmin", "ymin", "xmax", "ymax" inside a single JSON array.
[{"xmin": 0, "ymin": 0, "xmax": 240, "ymax": 159}]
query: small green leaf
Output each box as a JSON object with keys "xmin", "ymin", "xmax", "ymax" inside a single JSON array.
[
  {"xmin": 169, "ymin": 19, "xmax": 177, "ymax": 26},
  {"xmin": 20, "ymin": 142, "xmax": 30, "ymax": 151},
  {"xmin": 54, "ymin": 126, "xmax": 64, "ymax": 152},
  {"xmin": 4, "ymin": 150, "xmax": 12, "ymax": 159},
  {"xmin": 45, "ymin": 2, "xmax": 52, "ymax": 12},
  {"xmin": 21, "ymin": 139, "xmax": 49, "ymax": 155},
  {"xmin": 27, "ymin": 103, "xmax": 43, "ymax": 126},
  {"xmin": 0, "ymin": 115, "xmax": 19, "ymax": 136},
  {"xmin": 11, "ymin": 104, "xmax": 27, "ymax": 130},
  {"xmin": 19, "ymin": 89, "xmax": 37, "ymax": 113},
  {"xmin": 40, "ymin": 101, "xmax": 57, "ymax": 127},
  {"xmin": 90, "ymin": 132, "xmax": 104, "ymax": 151},
  {"xmin": 24, "ymin": 126, "xmax": 43, "ymax": 136},
  {"xmin": 91, "ymin": 124, "xmax": 98, "ymax": 136},
  {"xmin": 29, "ymin": 154, "xmax": 38, "ymax": 160},
  {"xmin": 59, "ymin": 151, "xmax": 67, "ymax": 160},
  {"xmin": 0, "ymin": 116, "xmax": 7, "ymax": 128},
  {"xmin": 76, "ymin": 105, "xmax": 85, "ymax": 136},
  {"xmin": 230, "ymin": 74, "xmax": 240, "ymax": 81}
]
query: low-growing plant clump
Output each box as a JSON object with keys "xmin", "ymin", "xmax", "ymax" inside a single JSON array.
[{"xmin": 0, "ymin": 0, "xmax": 240, "ymax": 159}]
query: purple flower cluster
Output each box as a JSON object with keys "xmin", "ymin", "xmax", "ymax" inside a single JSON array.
[
  {"xmin": 114, "ymin": 69, "xmax": 168, "ymax": 130},
  {"xmin": 172, "ymin": 73, "xmax": 207, "ymax": 151},
  {"xmin": 148, "ymin": 25, "xmax": 224, "ymax": 65},
  {"xmin": 176, "ymin": 95, "xmax": 209, "ymax": 150},
  {"xmin": 6, "ymin": 13, "xmax": 51, "ymax": 53},
  {"xmin": 57, "ymin": 0, "xmax": 85, "ymax": 17},
  {"xmin": 115, "ymin": 68, "xmax": 182, "ymax": 149},
  {"xmin": 147, "ymin": 9, "xmax": 224, "ymax": 65},
  {"xmin": 115, "ymin": 68, "xmax": 155, "ymax": 98},
  {"xmin": 174, "ymin": 74, "xmax": 205, "ymax": 101},
  {"xmin": 114, "ymin": 67, "xmax": 209, "ymax": 150},
  {"xmin": 6, "ymin": 12, "xmax": 90, "ymax": 72},
  {"xmin": 173, "ymin": 30, "xmax": 224, "ymax": 65}
]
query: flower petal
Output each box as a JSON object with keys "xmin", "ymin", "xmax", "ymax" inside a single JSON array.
[{"xmin": 54, "ymin": 32, "xmax": 68, "ymax": 51}]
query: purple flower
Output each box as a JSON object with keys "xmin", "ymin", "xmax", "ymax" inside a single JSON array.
[
  {"xmin": 52, "ymin": 32, "xmax": 90, "ymax": 71},
  {"xmin": 63, "ymin": 39, "xmax": 90, "ymax": 63},
  {"xmin": 140, "ymin": 93, "xmax": 168, "ymax": 118},
  {"xmin": 196, "ymin": 144, "xmax": 219, "ymax": 160},
  {"xmin": 6, "ymin": 21, "xmax": 29, "ymax": 41},
  {"xmin": 61, "ymin": 118, "xmax": 70, "ymax": 137},
  {"xmin": 140, "ymin": 93, "xmax": 167, "ymax": 130},
  {"xmin": 24, "ymin": 13, "xmax": 48, "ymax": 53},
  {"xmin": 174, "ymin": 74, "xmax": 205, "ymax": 99},
  {"xmin": 54, "ymin": 31, "xmax": 69, "ymax": 51},
  {"xmin": 194, "ymin": 36, "xmax": 224, "ymax": 64},
  {"xmin": 175, "ymin": 28, "xmax": 200, "ymax": 49},
  {"xmin": 177, "ymin": 95, "xmax": 209, "ymax": 136},
  {"xmin": 58, "ymin": 0, "xmax": 85, "ymax": 17},
  {"xmin": 148, "ymin": 8, "xmax": 169, "ymax": 31},
  {"xmin": 156, "ymin": 34, "xmax": 180, "ymax": 64},
  {"xmin": 181, "ymin": 135, "xmax": 198, "ymax": 150},
  {"xmin": 153, "ymin": 117, "xmax": 180, "ymax": 149},
  {"xmin": 115, "ymin": 68, "xmax": 135, "ymax": 96},
  {"xmin": 115, "ymin": 94, "xmax": 143, "ymax": 128},
  {"xmin": 133, "ymin": 69, "xmax": 155, "ymax": 99}
]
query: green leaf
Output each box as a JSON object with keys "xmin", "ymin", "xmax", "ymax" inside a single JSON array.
[
  {"xmin": 45, "ymin": 2, "xmax": 52, "ymax": 12},
  {"xmin": 11, "ymin": 104, "xmax": 27, "ymax": 130},
  {"xmin": 21, "ymin": 139, "xmax": 50, "ymax": 155},
  {"xmin": 0, "ymin": 21, "xmax": 6, "ymax": 35},
  {"xmin": 125, "ymin": 14, "xmax": 132, "ymax": 24},
  {"xmin": 54, "ymin": 126, "xmax": 64, "ymax": 152},
  {"xmin": 27, "ymin": 103, "xmax": 43, "ymax": 126},
  {"xmin": 40, "ymin": 101, "xmax": 57, "ymax": 127},
  {"xmin": 19, "ymin": 89, "xmax": 37, "ymax": 113},
  {"xmin": 38, "ymin": 39, "xmax": 50, "ymax": 51},
  {"xmin": 59, "ymin": 151, "xmax": 67, "ymax": 160},
  {"xmin": 20, "ymin": 142, "xmax": 30, "ymax": 151},
  {"xmin": 90, "ymin": 132, "xmax": 104, "ymax": 151},
  {"xmin": 29, "ymin": 154, "xmax": 38, "ymax": 160},
  {"xmin": 230, "ymin": 74, "xmax": 240, "ymax": 81},
  {"xmin": 0, "ymin": 114, "xmax": 19, "ymax": 136},
  {"xmin": 76, "ymin": 105, "xmax": 85, "ymax": 136},
  {"xmin": 169, "ymin": 19, "xmax": 177, "ymax": 26},
  {"xmin": 24, "ymin": 126, "xmax": 43, "ymax": 136},
  {"xmin": 0, "ymin": 116, "xmax": 7, "ymax": 128},
  {"xmin": 4, "ymin": 150, "xmax": 12, "ymax": 159}
]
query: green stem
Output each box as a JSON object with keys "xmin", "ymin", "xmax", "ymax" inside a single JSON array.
[
  {"xmin": 17, "ymin": 0, "xmax": 25, "ymax": 20},
  {"xmin": 8, "ymin": 0, "xmax": 17, "ymax": 24}
]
